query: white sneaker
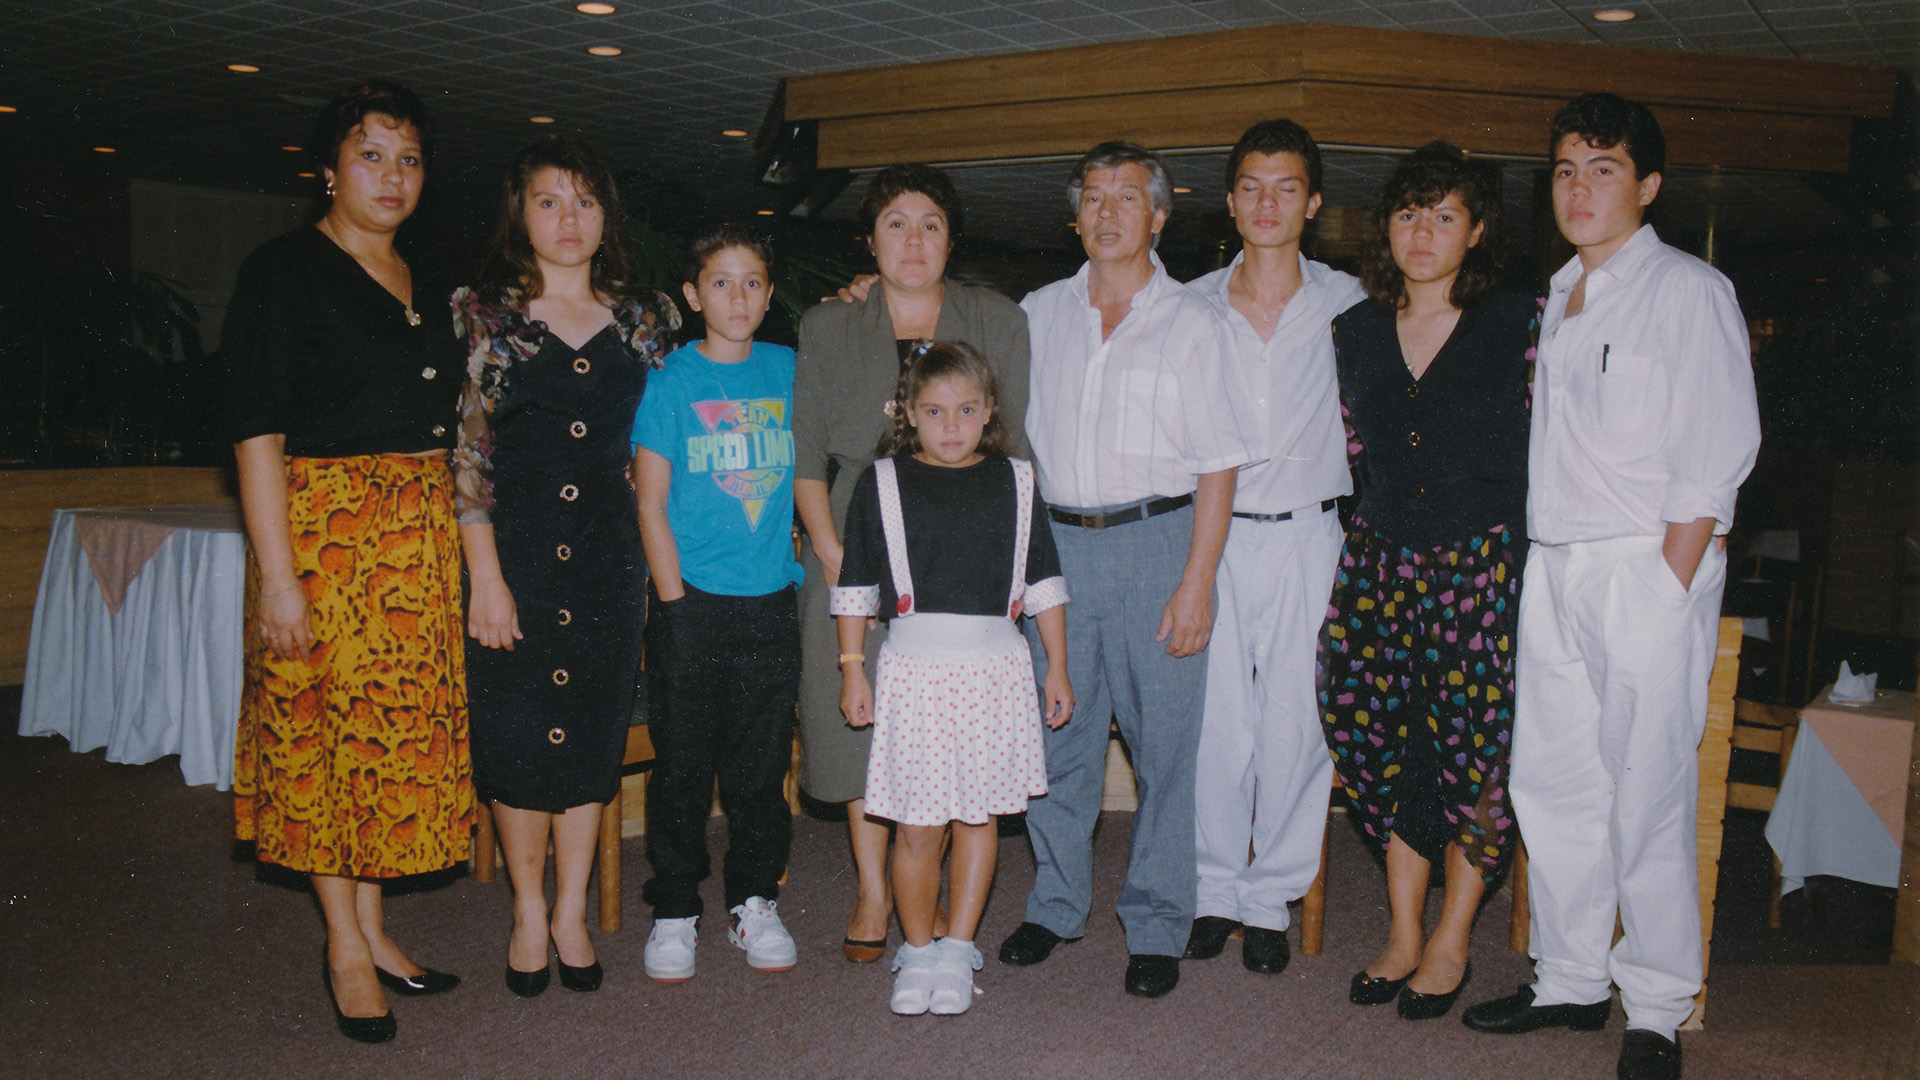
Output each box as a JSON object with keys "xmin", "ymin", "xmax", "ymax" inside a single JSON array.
[
  {"xmin": 728, "ymin": 896, "xmax": 797, "ymax": 972},
  {"xmin": 928, "ymin": 937, "xmax": 983, "ymax": 1015},
  {"xmin": 644, "ymin": 916, "xmax": 698, "ymax": 983},
  {"xmin": 890, "ymin": 942, "xmax": 940, "ymax": 1015}
]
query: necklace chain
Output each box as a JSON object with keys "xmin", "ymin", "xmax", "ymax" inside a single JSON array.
[{"xmin": 320, "ymin": 219, "xmax": 420, "ymax": 326}]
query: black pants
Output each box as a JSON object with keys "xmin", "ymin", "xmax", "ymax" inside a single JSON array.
[{"xmin": 642, "ymin": 582, "xmax": 799, "ymax": 919}]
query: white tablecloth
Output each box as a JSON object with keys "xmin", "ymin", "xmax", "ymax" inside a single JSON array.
[
  {"xmin": 19, "ymin": 504, "xmax": 245, "ymax": 789},
  {"xmin": 1765, "ymin": 686, "xmax": 1917, "ymax": 894}
]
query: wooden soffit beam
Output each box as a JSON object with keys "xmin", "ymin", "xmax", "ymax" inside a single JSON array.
[{"xmin": 785, "ymin": 23, "xmax": 1897, "ymax": 174}]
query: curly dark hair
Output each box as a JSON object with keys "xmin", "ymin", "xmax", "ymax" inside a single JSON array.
[
  {"xmin": 875, "ymin": 341, "xmax": 1013, "ymax": 460},
  {"xmin": 481, "ymin": 134, "xmax": 636, "ymax": 304},
  {"xmin": 310, "ymin": 79, "xmax": 432, "ymax": 175},
  {"xmin": 858, "ymin": 163, "xmax": 963, "ymax": 246},
  {"xmin": 1359, "ymin": 142, "xmax": 1504, "ymax": 312},
  {"xmin": 684, "ymin": 220, "xmax": 775, "ymax": 284},
  {"xmin": 1550, "ymin": 92, "xmax": 1666, "ymax": 179}
]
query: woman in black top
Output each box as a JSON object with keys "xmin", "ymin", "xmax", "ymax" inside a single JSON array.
[
  {"xmin": 452, "ymin": 135, "xmax": 678, "ymax": 998},
  {"xmin": 225, "ymin": 81, "xmax": 470, "ymax": 1044},
  {"xmin": 1321, "ymin": 142, "xmax": 1533, "ymax": 1020}
]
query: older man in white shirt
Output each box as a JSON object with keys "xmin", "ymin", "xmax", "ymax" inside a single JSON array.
[
  {"xmin": 998, "ymin": 141, "xmax": 1263, "ymax": 999},
  {"xmin": 1462, "ymin": 94, "xmax": 1759, "ymax": 1080},
  {"xmin": 1183, "ymin": 119, "xmax": 1363, "ymax": 976}
]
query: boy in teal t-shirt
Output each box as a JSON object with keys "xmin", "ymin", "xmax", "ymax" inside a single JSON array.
[{"xmin": 630, "ymin": 224, "xmax": 802, "ymax": 982}]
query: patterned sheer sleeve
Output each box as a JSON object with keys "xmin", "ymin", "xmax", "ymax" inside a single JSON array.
[{"xmin": 450, "ymin": 286, "xmax": 498, "ymax": 525}]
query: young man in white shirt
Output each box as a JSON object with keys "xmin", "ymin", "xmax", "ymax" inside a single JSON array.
[
  {"xmin": 998, "ymin": 141, "xmax": 1264, "ymax": 998},
  {"xmin": 1462, "ymin": 93, "xmax": 1760, "ymax": 1080},
  {"xmin": 1182, "ymin": 120, "xmax": 1363, "ymax": 975}
]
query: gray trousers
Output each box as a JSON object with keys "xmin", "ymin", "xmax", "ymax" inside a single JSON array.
[{"xmin": 1021, "ymin": 504, "xmax": 1208, "ymax": 957}]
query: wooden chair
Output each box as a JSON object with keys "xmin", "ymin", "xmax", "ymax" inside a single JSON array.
[{"xmin": 1303, "ymin": 617, "xmax": 1743, "ymax": 1030}]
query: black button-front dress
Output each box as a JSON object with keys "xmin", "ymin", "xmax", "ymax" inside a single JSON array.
[{"xmin": 452, "ymin": 289, "xmax": 679, "ymax": 812}]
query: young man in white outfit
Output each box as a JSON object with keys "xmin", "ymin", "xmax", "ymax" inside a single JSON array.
[
  {"xmin": 1182, "ymin": 119, "xmax": 1363, "ymax": 975},
  {"xmin": 1461, "ymin": 93, "xmax": 1760, "ymax": 1080}
]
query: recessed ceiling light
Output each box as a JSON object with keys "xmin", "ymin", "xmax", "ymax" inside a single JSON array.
[
  {"xmin": 281, "ymin": 144, "xmax": 302, "ymax": 152},
  {"xmin": 0, "ymin": 105, "xmax": 17, "ymax": 114},
  {"xmin": 227, "ymin": 62, "xmax": 261, "ymax": 73},
  {"xmin": 530, "ymin": 115, "xmax": 556, "ymax": 124},
  {"xmin": 756, "ymin": 209, "xmax": 776, "ymax": 216},
  {"xmin": 1593, "ymin": 9, "xmax": 1635, "ymax": 22},
  {"xmin": 721, "ymin": 129, "xmax": 748, "ymax": 138},
  {"xmin": 93, "ymin": 146, "xmax": 116, "ymax": 153},
  {"xmin": 587, "ymin": 45, "xmax": 623, "ymax": 56},
  {"xmin": 576, "ymin": 2, "xmax": 616, "ymax": 12},
  {"xmin": 298, "ymin": 171, "xmax": 315, "ymax": 178},
  {"xmin": 1172, "ymin": 186, "xmax": 1192, "ymax": 194}
]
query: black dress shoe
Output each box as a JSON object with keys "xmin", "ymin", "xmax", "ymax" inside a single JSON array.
[
  {"xmin": 557, "ymin": 960, "xmax": 603, "ymax": 992},
  {"xmin": 323, "ymin": 966, "xmax": 396, "ymax": 1044},
  {"xmin": 1462, "ymin": 984, "xmax": 1611, "ymax": 1034},
  {"xmin": 1398, "ymin": 962, "xmax": 1471, "ymax": 1021},
  {"xmin": 998, "ymin": 922, "xmax": 1076, "ymax": 967},
  {"xmin": 1124, "ymin": 954, "xmax": 1180, "ymax": 998},
  {"xmin": 505, "ymin": 964, "xmax": 551, "ymax": 999},
  {"xmin": 1350, "ymin": 968, "xmax": 1413, "ymax": 1006},
  {"xmin": 1241, "ymin": 926, "xmax": 1290, "ymax": 974},
  {"xmin": 375, "ymin": 967, "xmax": 460, "ymax": 996},
  {"xmin": 1183, "ymin": 916, "xmax": 1241, "ymax": 960},
  {"xmin": 1618, "ymin": 1030, "xmax": 1682, "ymax": 1080}
]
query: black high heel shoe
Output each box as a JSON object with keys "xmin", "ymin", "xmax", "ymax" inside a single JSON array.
[
  {"xmin": 1349, "ymin": 968, "xmax": 1412, "ymax": 1006},
  {"xmin": 505, "ymin": 963, "xmax": 551, "ymax": 998},
  {"xmin": 1397, "ymin": 962, "xmax": 1471, "ymax": 1021},
  {"xmin": 375, "ymin": 966, "xmax": 461, "ymax": 996},
  {"xmin": 558, "ymin": 959, "xmax": 603, "ymax": 992},
  {"xmin": 322, "ymin": 965, "xmax": 397, "ymax": 1044}
]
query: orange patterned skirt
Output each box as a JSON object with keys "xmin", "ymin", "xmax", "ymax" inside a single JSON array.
[{"xmin": 234, "ymin": 454, "xmax": 474, "ymax": 877}]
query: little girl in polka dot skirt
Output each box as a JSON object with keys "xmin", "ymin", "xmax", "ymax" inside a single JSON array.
[{"xmin": 832, "ymin": 342, "xmax": 1073, "ymax": 1016}]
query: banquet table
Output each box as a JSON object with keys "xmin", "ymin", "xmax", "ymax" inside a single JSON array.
[
  {"xmin": 19, "ymin": 503, "xmax": 246, "ymax": 789},
  {"xmin": 1766, "ymin": 683, "xmax": 1919, "ymax": 895}
]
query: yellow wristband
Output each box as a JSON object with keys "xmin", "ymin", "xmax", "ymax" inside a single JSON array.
[{"xmin": 838, "ymin": 653, "xmax": 865, "ymax": 665}]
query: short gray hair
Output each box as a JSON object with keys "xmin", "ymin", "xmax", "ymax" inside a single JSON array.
[{"xmin": 1067, "ymin": 141, "xmax": 1174, "ymax": 215}]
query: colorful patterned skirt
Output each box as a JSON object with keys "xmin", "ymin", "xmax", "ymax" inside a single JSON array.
[
  {"xmin": 233, "ymin": 454, "xmax": 474, "ymax": 877},
  {"xmin": 865, "ymin": 613, "xmax": 1048, "ymax": 828},
  {"xmin": 1318, "ymin": 525, "xmax": 1522, "ymax": 880}
]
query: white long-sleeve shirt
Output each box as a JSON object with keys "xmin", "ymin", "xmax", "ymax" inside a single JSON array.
[
  {"xmin": 1022, "ymin": 252, "xmax": 1266, "ymax": 509},
  {"xmin": 1528, "ymin": 225, "xmax": 1760, "ymax": 545},
  {"xmin": 1189, "ymin": 252, "xmax": 1363, "ymax": 515}
]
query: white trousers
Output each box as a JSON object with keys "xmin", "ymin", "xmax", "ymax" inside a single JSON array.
[
  {"xmin": 1193, "ymin": 509, "xmax": 1343, "ymax": 931},
  {"xmin": 1511, "ymin": 534, "xmax": 1727, "ymax": 1038}
]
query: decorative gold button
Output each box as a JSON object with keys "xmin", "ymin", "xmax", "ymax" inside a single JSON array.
[
  {"xmin": 557, "ymin": 608, "xmax": 572, "ymax": 625},
  {"xmin": 1414, "ymin": 485, "xmax": 1426, "ymax": 498},
  {"xmin": 1407, "ymin": 383, "xmax": 1420, "ymax": 398},
  {"xmin": 570, "ymin": 421, "xmax": 587, "ymax": 438},
  {"xmin": 431, "ymin": 424, "xmax": 446, "ymax": 437},
  {"xmin": 547, "ymin": 727, "xmax": 567, "ymax": 744},
  {"xmin": 1407, "ymin": 430, "xmax": 1421, "ymax": 447},
  {"xmin": 421, "ymin": 366, "xmax": 437, "ymax": 380},
  {"xmin": 573, "ymin": 357, "xmax": 591, "ymax": 374},
  {"xmin": 556, "ymin": 544, "xmax": 572, "ymax": 561},
  {"xmin": 552, "ymin": 669, "xmax": 570, "ymax": 687},
  {"xmin": 560, "ymin": 484, "xmax": 579, "ymax": 502}
]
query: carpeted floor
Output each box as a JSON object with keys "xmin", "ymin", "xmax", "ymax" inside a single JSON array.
[{"xmin": 3, "ymin": 687, "xmax": 1914, "ymax": 1080}]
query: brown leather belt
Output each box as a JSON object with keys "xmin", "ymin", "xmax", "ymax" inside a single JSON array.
[
  {"xmin": 1047, "ymin": 493, "xmax": 1193, "ymax": 530},
  {"xmin": 1232, "ymin": 498, "xmax": 1339, "ymax": 523}
]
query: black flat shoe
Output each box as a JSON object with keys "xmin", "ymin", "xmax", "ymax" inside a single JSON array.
[
  {"xmin": 1241, "ymin": 926, "xmax": 1290, "ymax": 974},
  {"xmin": 375, "ymin": 966, "xmax": 460, "ymax": 996},
  {"xmin": 1183, "ymin": 916, "xmax": 1240, "ymax": 960},
  {"xmin": 322, "ymin": 966, "xmax": 396, "ymax": 1044},
  {"xmin": 1124, "ymin": 954, "xmax": 1180, "ymax": 998},
  {"xmin": 1350, "ymin": 968, "xmax": 1413, "ymax": 1006},
  {"xmin": 998, "ymin": 922, "xmax": 1076, "ymax": 967},
  {"xmin": 842, "ymin": 936, "xmax": 887, "ymax": 964},
  {"xmin": 1398, "ymin": 962, "xmax": 1471, "ymax": 1020},
  {"xmin": 557, "ymin": 960, "xmax": 603, "ymax": 992},
  {"xmin": 505, "ymin": 964, "xmax": 551, "ymax": 999},
  {"xmin": 1462, "ymin": 984, "xmax": 1611, "ymax": 1034},
  {"xmin": 1618, "ymin": 1029, "xmax": 1682, "ymax": 1080}
]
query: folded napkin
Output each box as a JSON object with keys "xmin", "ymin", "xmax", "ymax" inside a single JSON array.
[{"xmin": 1829, "ymin": 661, "xmax": 1878, "ymax": 704}]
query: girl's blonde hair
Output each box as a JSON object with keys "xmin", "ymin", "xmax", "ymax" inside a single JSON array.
[{"xmin": 875, "ymin": 341, "xmax": 1013, "ymax": 459}]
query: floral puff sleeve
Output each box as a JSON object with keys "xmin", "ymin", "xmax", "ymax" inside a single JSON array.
[{"xmin": 452, "ymin": 287, "xmax": 532, "ymax": 524}]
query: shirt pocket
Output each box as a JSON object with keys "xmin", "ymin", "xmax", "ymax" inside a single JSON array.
[
  {"xmin": 1111, "ymin": 368, "xmax": 1181, "ymax": 455},
  {"xmin": 1591, "ymin": 346, "xmax": 1664, "ymax": 435}
]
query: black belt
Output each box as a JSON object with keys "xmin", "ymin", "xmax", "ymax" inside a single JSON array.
[
  {"xmin": 1048, "ymin": 493, "xmax": 1193, "ymax": 530},
  {"xmin": 1232, "ymin": 498, "xmax": 1339, "ymax": 523}
]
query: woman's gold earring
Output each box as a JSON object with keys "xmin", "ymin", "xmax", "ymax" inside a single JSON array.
[{"xmin": 324, "ymin": 178, "xmax": 334, "ymax": 197}]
